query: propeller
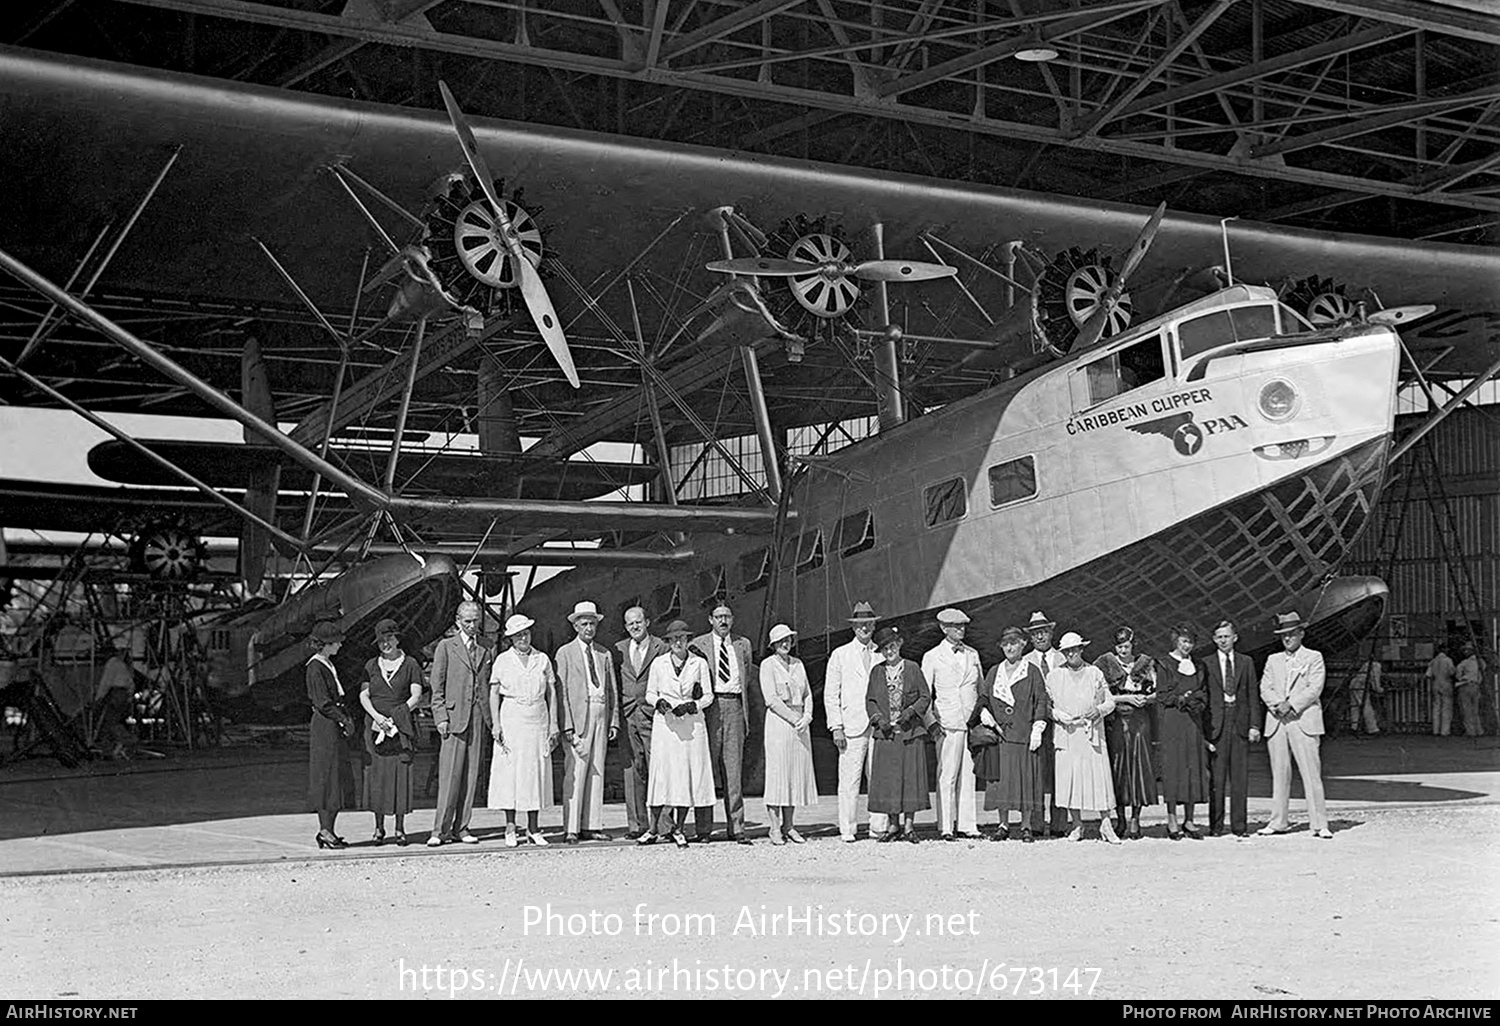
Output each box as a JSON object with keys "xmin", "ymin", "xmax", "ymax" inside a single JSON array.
[
  {"xmin": 706, "ymin": 256, "xmax": 957, "ymax": 282},
  {"xmin": 437, "ymin": 80, "xmax": 579, "ymax": 389},
  {"xmin": 1068, "ymin": 202, "xmax": 1166, "ymax": 353}
]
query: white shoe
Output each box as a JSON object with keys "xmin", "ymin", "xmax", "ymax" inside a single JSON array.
[
  {"xmin": 504, "ymin": 830, "xmax": 519, "ymax": 848},
  {"xmin": 426, "ymin": 835, "xmax": 444, "ymax": 848},
  {"xmin": 1256, "ymin": 826, "xmax": 1290, "ymax": 837},
  {"xmin": 841, "ymin": 834, "xmax": 857, "ymax": 843},
  {"xmin": 527, "ymin": 831, "xmax": 550, "ymax": 847},
  {"xmin": 1313, "ymin": 828, "xmax": 1334, "ymax": 840}
]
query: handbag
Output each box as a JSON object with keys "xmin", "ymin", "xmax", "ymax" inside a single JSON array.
[{"xmin": 967, "ymin": 723, "xmax": 1000, "ymax": 750}]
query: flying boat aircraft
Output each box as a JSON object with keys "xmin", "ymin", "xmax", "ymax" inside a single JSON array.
[{"xmin": 0, "ymin": 47, "xmax": 1497, "ymax": 727}]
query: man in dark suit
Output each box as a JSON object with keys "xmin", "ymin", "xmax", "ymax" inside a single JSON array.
[
  {"xmin": 428, "ymin": 600, "xmax": 494, "ymax": 846},
  {"xmin": 616, "ymin": 605, "xmax": 669, "ymax": 841},
  {"xmin": 693, "ymin": 603, "xmax": 755, "ymax": 844},
  {"xmin": 1205, "ymin": 619, "xmax": 1262, "ymax": 837}
]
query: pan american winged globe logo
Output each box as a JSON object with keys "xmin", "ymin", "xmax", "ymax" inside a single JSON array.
[{"xmin": 1126, "ymin": 411, "xmax": 1204, "ymax": 456}]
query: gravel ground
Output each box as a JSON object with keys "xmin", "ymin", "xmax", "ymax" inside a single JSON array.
[{"xmin": 4, "ymin": 801, "xmax": 1496, "ymax": 1000}]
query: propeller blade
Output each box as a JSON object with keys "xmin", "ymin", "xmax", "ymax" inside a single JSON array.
[
  {"xmin": 439, "ymin": 80, "xmax": 579, "ymax": 389},
  {"xmin": 706, "ymin": 257, "xmax": 818, "ymax": 277},
  {"xmin": 1072, "ymin": 202, "xmax": 1168, "ymax": 353},
  {"xmin": 851, "ymin": 259, "xmax": 958, "ymax": 283},
  {"xmin": 1116, "ymin": 201, "xmax": 1167, "ymax": 285},
  {"xmin": 515, "ymin": 256, "xmax": 579, "ymax": 389}
]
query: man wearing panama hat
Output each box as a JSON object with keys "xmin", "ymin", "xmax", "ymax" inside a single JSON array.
[
  {"xmin": 1258, "ymin": 611, "xmax": 1332, "ymax": 839},
  {"xmin": 555, "ymin": 600, "xmax": 620, "ymax": 843},
  {"xmin": 823, "ymin": 601, "xmax": 889, "ymax": 842},
  {"xmin": 922, "ymin": 608, "xmax": 981, "ymax": 840}
]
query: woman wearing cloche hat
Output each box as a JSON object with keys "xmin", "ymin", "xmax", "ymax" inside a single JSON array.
[
  {"xmin": 487, "ymin": 613, "xmax": 559, "ymax": 848},
  {"xmin": 305, "ymin": 619, "xmax": 355, "ymax": 850},
  {"xmin": 760, "ymin": 624, "xmax": 817, "ymax": 844},
  {"xmin": 1045, "ymin": 631, "xmax": 1122, "ymax": 844},
  {"xmin": 359, "ymin": 618, "xmax": 423, "ymax": 846}
]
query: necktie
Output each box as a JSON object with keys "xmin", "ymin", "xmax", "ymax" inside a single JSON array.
[
  {"xmin": 718, "ymin": 639, "xmax": 731, "ymax": 686},
  {"xmin": 586, "ymin": 645, "xmax": 601, "ymax": 691}
]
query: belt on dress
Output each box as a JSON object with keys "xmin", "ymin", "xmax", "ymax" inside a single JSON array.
[{"xmin": 715, "ymin": 691, "xmax": 742, "ymax": 700}]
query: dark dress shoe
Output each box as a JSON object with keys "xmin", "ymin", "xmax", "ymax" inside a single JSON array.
[
  {"xmin": 940, "ymin": 832, "xmax": 956, "ymax": 842},
  {"xmin": 905, "ymin": 831, "xmax": 920, "ymax": 844},
  {"xmin": 1020, "ymin": 828, "xmax": 1034, "ymax": 843},
  {"xmin": 1183, "ymin": 824, "xmax": 1204, "ymax": 840},
  {"xmin": 1128, "ymin": 822, "xmax": 1142, "ymax": 841},
  {"xmin": 624, "ymin": 831, "xmax": 642, "ymax": 841},
  {"xmin": 736, "ymin": 837, "xmax": 752, "ymax": 846},
  {"xmin": 992, "ymin": 827, "xmax": 1009, "ymax": 842},
  {"xmin": 564, "ymin": 833, "xmax": 580, "ymax": 845},
  {"xmin": 395, "ymin": 831, "xmax": 409, "ymax": 847},
  {"xmin": 1210, "ymin": 827, "xmax": 1225, "ymax": 838},
  {"xmin": 1167, "ymin": 828, "xmax": 1183, "ymax": 841}
]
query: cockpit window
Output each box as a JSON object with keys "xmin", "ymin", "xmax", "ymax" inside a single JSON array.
[
  {"xmin": 1178, "ymin": 304, "xmax": 1281, "ymax": 361},
  {"xmin": 1080, "ymin": 333, "xmax": 1167, "ymax": 406}
]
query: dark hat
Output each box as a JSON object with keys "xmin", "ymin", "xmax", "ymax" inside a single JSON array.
[
  {"xmin": 1273, "ymin": 611, "xmax": 1306, "ymax": 634},
  {"xmin": 309, "ymin": 620, "xmax": 344, "ymax": 645},
  {"xmin": 999, "ymin": 625, "xmax": 1027, "ymax": 644},
  {"xmin": 662, "ymin": 619, "xmax": 692, "ymax": 638},
  {"xmin": 873, "ymin": 625, "xmax": 902, "ymax": 650},
  {"xmin": 373, "ymin": 618, "xmax": 400, "ymax": 639},
  {"xmin": 848, "ymin": 601, "xmax": 878, "ymax": 622}
]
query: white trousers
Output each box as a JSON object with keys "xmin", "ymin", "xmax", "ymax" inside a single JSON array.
[
  {"xmin": 1267, "ymin": 725, "xmax": 1327, "ymax": 832},
  {"xmin": 836, "ymin": 728, "xmax": 889, "ymax": 839},
  {"xmin": 935, "ymin": 727, "xmax": 978, "ymax": 835},
  {"xmin": 564, "ymin": 700, "xmax": 608, "ymax": 833}
]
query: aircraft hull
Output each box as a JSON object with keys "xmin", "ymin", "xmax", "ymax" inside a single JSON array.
[{"xmin": 206, "ymin": 553, "xmax": 461, "ymax": 710}]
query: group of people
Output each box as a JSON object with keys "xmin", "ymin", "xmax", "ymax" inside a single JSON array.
[{"xmin": 301, "ymin": 597, "xmax": 1343, "ymax": 849}]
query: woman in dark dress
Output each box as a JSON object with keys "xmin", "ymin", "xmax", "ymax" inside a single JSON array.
[
  {"xmin": 360, "ymin": 617, "xmax": 422, "ymax": 846},
  {"xmin": 971, "ymin": 625, "xmax": 1050, "ymax": 842},
  {"xmin": 1095, "ymin": 626, "xmax": 1158, "ymax": 840},
  {"xmin": 864, "ymin": 626, "xmax": 932, "ymax": 844},
  {"xmin": 306, "ymin": 620, "xmax": 356, "ymax": 849},
  {"xmin": 1155, "ymin": 623, "xmax": 1210, "ymax": 839}
]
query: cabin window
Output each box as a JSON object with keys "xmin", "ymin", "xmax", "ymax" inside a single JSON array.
[
  {"xmin": 794, "ymin": 530, "xmax": 826, "ymax": 575},
  {"xmin": 988, "ymin": 455, "xmax": 1038, "ymax": 507},
  {"xmin": 833, "ymin": 509, "xmax": 876, "ymax": 557},
  {"xmin": 650, "ymin": 583, "xmax": 681, "ymax": 622},
  {"xmin": 924, "ymin": 477, "xmax": 968, "ymax": 528},
  {"xmin": 1177, "ymin": 304, "xmax": 1280, "ymax": 361},
  {"xmin": 696, "ymin": 566, "xmax": 727, "ymax": 608},
  {"xmin": 1080, "ymin": 333, "xmax": 1167, "ymax": 406},
  {"xmin": 738, "ymin": 548, "xmax": 770, "ymax": 592}
]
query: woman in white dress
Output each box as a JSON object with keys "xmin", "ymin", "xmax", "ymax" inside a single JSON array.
[
  {"xmin": 1046, "ymin": 631, "xmax": 1122, "ymax": 844},
  {"xmin": 760, "ymin": 624, "xmax": 818, "ymax": 845},
  {"xmin": 641, "ymin": 619, "xmax": 715, "ymax": 849},
  {"xmin": 487, "ymin": 614, "xmax": 558, "ymax": 848}
]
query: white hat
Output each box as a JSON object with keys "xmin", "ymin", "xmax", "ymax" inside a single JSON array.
[
  {"xmin": 768, "ymin": 624, "xmax": 796, "ymax": 646},
  {"xmin": 1026, "ymin": 611, "xmax": 1056, "ymax": 631},
  {"xmin": 503, "ymin": 614, "xmax": 534, "ymax": 637},
  {"xmin": 567, "ymin": 600, "xmax": 601, "ymax": 623},
  {"xmin": 937, "ymin": 608, "xmax": 970, "ymax": 625},
  {"xmin": 1057, "ymin": 631, "xmax": 1089, "ymax": 650}
]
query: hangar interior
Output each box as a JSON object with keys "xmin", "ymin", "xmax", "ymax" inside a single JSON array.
[{"xmin": 0, "ymin": 0, "xmax": 1496, "ymax": 757}]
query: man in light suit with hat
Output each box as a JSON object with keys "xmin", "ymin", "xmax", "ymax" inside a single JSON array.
[
  {"xmin": 428, "ymin": 600, "xmax": 494, "ymax": 846},
  {"xmin": 824, "ymin": 601, "xmax": 887, "ymax": 842},
  {"xmin": 921, "ymin": 608, "xmax": 981, "ymax": 840},
  {"xmin": 1258, "ymin": 611, "xmax": 1332, "ymax": 839},
  {"xmin": 555, "ymin": 600, "xmax": 620, "ymax": 843}
]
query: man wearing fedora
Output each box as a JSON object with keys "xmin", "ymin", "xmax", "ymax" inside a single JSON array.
[
  {"xmin": 428, "ymin": 600, "xmax": 494, "ymax": 847},
  {"xmin": 1023, "ymin": 610, "xmax": 1069, "ymax": 835},
  {"xmin": 555, "ymin": 600, "xmax": 620, "ymax": 843},
  {"xmin": 694, "ymin": 602, "xmax": 755, "ymax": 844},
  {"xmin": 824, "ymin": 601, "xmax": 888, "ymax": 843},
  {"xmin": 922, "ymin": 608, "xmax": 982, "ymax": 840},
  {"xmin": 1258, "ymin": 611, "xmax": 1332, "ymax": 839},
  {"xmin": 616, "ymin": 605, "xmax": 669, "ymax": 841}
]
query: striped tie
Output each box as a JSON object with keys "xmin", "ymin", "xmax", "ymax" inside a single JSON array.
[{"xmin": 718, "ymin": 639, "xmax": 731, "ymax": 686}]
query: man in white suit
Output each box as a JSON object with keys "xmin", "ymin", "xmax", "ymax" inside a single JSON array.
[
  {"xmin": 555, "ymin": 600, "xmax": 620, "ymax": 844},
  {"xmin": 824, "ymin": 601, "xmax": 887, "ymax": 842},
  {"xmin": 1258, "ymin": 611, "xmax": 1332, "ymax": 839},
  {"xmin": 921, "ymin": 608, "xmax": 981, "ymax": 841}
]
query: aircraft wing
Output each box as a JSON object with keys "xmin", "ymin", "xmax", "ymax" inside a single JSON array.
[
  {"xmin": 0, "ymin": 44, "xmax": 1495, "ymax": 385},
  {"xmin": 86, "ymin": 439, "xmax": 657, "ymax": 501}
]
